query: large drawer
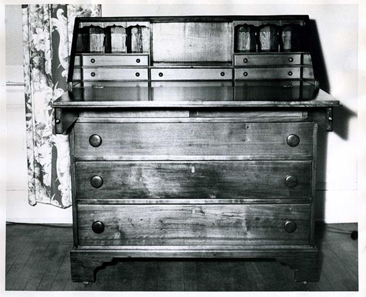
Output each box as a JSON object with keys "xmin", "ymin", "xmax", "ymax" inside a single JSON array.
[
  {"xmin": 77, "ymin": 204, "xmax": 310, "ymax": 246},
  {"xmin": 74, "ymin": 122, "xmax": 316, "ymax": 160},
  {"xmin": 151, "ymin": 68, "xmax": 232, "ymax": 81},
  {"xmin": 75, "ymin": 161, "xmax": 312, "ymax": 200},
  {"xmin": 83, "ymin": 68, "xmax": 148, "ymax": 81},
  {"xmin": 82, "ymin": 55, "xmax": 148, "ymax": 66}
]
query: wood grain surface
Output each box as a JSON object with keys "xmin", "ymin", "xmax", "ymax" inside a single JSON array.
[
  {"xmin": 74, "ymin": 121, "xmax": 315, "ymax": 160},
  {"xmin": 77, "ymin": 204, "xmax": 310, "ymax": 246},
  {"xmin": 152, "ymin": 22, "xmax": 232, "ymax": 63},
  {"xmin": 75, "ymin": 160, "xmax": 312, "ymax": 199}
]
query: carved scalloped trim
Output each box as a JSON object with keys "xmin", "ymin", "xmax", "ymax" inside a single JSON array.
[{"xmin": 80, "ymin": 21, "xmax": 150, "ymax": 29}]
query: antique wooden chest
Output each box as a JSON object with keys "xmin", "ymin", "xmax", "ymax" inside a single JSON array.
[{"xmin": 53, "ymin": 15, "xmax": 339, "ymax": 283}]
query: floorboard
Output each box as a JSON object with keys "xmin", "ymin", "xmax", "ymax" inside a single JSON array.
[{"xmin": 5, "ymin": 222, "xmax": 358, "ymax": 292}]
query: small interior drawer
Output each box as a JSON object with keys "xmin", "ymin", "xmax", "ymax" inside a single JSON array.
[
  {"xmin": 82, "ymin": 55, "xmax": 148, "ymax": 66},
  {"xmin": 151, "ymin": 68, "xmax": 233, "ymax": 81},
  {"xmin": 235, "ymin": 54, "xmax": 301, "ymax": 66},
  {"xmin": 235, "ymin": 67, "xmax": 301, "ymax": 80},
  {"xmin": 83, "ymin": 68, "xmax": 148, "ymax": 81},
  {"xmin": 77, "ymin": 204, "xmax": 311, "ymax": 246}
]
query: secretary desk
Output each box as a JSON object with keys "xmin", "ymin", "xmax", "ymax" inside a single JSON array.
[{"xmin": 53, "ymin": 15, "xmax": 339, "ymax": 284}]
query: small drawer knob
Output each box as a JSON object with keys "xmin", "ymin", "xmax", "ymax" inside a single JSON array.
[
  {"xmin": 90, "ymin": 175, "xmax": 103, "ymax": 188},
  {"xmin": 284, "ymin": 220, "xmax": 297, "ymax": 233},
  {"xmin": 135, "ymin": 72, "xmax": 140, "ymax": 77},
  {"xmin": 288, "ymin": 71, "xmax": 293, "ymax": 76},
  {"xmin": 286, "ymin": 134, "xmax": 300, "ymax": 147},
  {"xmin": 136, "ymin": 58, "xmax": 141, "ymax": 63},
  {"xmin": 220, "ymin": 72, "xmax": 225, "ymax": 77},
  {"xmin": 243, "ymin": 72, "xmax": 248, "ymax": 77},
  {"xmin": 89, "ymin": 134, "xmax": 102, "ymax": 147},
  {"xmin": 92, "ymin": 221, "xmax": 105, "ymax": 234},
  {"xmin": 288, "ymin": 57, "xmax": 294, "ymax": 62},
  {"xmin": 55, "ymin": 119, "xmax": 60, "ymax": 124},
  {"xmin": 285, "ymin": 175, "xmax": 298, "ymax": 188},
  {"xmin": 243, "ymin": 58, "xmax": 248, "ymax": 63},
  {"xmin": 90, "ymin": 58, "xmax": 96, "ymax": 63},
  {"xmin": 91, "ymin": 72, "xmax": 96, "ymax": 77},
  {"xmin": 158, "ymin": 72, "xmax": 164, "ymax": 77}
]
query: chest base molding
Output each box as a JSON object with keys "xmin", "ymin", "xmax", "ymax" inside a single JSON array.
[{"xmin": 70, "ymin": 246, "xmax": 319, "ymax": 283}]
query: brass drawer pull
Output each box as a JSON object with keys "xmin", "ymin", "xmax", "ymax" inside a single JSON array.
[
  {"xmin": 284, "ymin": 220, "xmax": 297, "ymax": 233},
  {"xmin": 89, "ymin": 134, "xmax": 102, "ymax": 147},
  {"xmin": 90, "ymin": 175, "xmax": 103, "ymax": 188},
  {"xmin": 286, "ymin": 134, "xmax": 300, "ymax": 147},
  {"xmin": 90, "ymin": 58, "xmax": 96, "ymax": 63},
  {"xmin": 92, "ymin": 221, "xmax": 105, "ymax": 234},
  {"xmin": 285, "ymin": 175, "xmax": 298, "ymax": 188}
]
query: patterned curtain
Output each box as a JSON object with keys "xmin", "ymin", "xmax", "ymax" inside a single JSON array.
[{"xmin": 22, "ymin": 4, "xmax": 102, "ymax": 208}]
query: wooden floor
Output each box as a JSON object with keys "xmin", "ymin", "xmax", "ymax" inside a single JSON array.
[{"xmin": 6, "ymin": 222, "xmax": 358, "ymax": 291}]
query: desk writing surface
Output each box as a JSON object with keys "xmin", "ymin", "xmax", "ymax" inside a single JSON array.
[{"xmin": 53, "ymin": 81, "xmax": 339, "ymax": 109}]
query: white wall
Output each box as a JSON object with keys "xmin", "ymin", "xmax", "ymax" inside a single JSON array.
[{"xmin": 5, "ymin": 3, "xmax": 360, "ymax": 223}]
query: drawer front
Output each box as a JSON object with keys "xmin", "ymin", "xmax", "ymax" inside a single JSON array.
[
  {"xmin": 74, "ymin": 122, "xmax": 315, "ymax": 160},
  {"xmin": 83, "ymin": 68, "xmax": 148, "ymax": 81},
  {"xmin": 77, "ymin": 204, "xmax": 310, "ymax": 246},
  {"xmin": 75, "ymin": 161, "xmax": 312, "ymax": 200},
  {"xmin": 235, "ymin": 67, "xmax": 301, "ymax": 80},
  {"xmin": 82, "ymin": 81, "xmax": 149, "ymax": 88},
  {"xmin": 151, "ymin": 68, "xmax": 232, "ymax": 80},
  {"xmin": 82, "ymin": 55, "xmax": 148, "ymax": 66},
  {"xmin": 235, "ymin": 54, "xmax": 301, "ymax": 66}
]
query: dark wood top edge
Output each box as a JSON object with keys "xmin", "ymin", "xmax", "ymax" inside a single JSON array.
[
  {"xmin": 75, "ymin": 15, "xmax": 310, "ymax": 25},
  {"xmin": 53, "ymin": 100, "xmax": 340, "ymax": 109}
]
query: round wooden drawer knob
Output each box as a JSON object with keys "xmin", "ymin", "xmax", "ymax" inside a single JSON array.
[
  {"xmin": 220, "ymin": 72, "xmax": 225, "ymax": 77},
  {"xmin": 284, "ymin": 220, "xmax": 297, "ymax": 233},
  {"xmin": 288, "ymin": 71, "xmax": 293, "ymax": 76},
  {"xmin": 159, "ymin": 72, "xmax": 164, "ymax": 77},
  {"xmin": 90, "ymin": 175, "xmax": 103, "ymax": 188},
  {"xmin": 243, "ymin": 58, "xmax": 248, "ymax": 63},
  {"xmin": 135, "ymin": 72, "xmax": 140, "ymax": 77},
  {"xmin": 90, "ymin": 58, "xmax": 96, "ymax": 63},
  {"xmin": 136, "ymin": 58, "xmax": 141, "ymax": 63},
  {"xmin": 89, "ymin": 134, "xmax": 102, "ymax": 147},
  {"xmin": 285, "ymin": 175, "xmax": 298, "ymax": 188},
  {"xmin": 288, "ymin": 57, "xmax": 294, "ymax": 62},
  {"xmin": 92, "ymin": 221, "xmax": 105, "ymax": 234},
  {"xmin": 91, "ymin": 72, "xmax": 96, "ymax": 77},
  {"xmin": 286, "ymin": 134, "xmax": 300, "ymax": 147},
  {"xmin": 243, "ymin": 72, "xmax": 248, "ymax": 77}
]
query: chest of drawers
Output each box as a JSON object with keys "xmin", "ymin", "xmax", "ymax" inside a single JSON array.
[{"xmin": 53, "ymin": 15, "xmax": 339, "ymax": 284}]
